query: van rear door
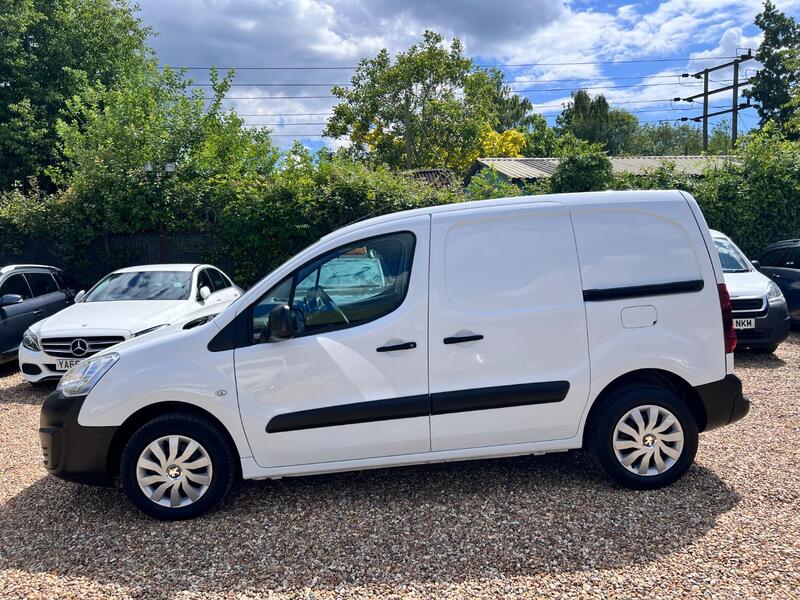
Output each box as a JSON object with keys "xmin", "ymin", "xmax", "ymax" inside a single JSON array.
[{"xmin": 427, "ymin": 202, "xmax": 590, "ymax": 451}]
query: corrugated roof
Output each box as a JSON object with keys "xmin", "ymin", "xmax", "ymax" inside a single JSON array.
[{"xmin": 471, "ymin": 155, "xmax": 734, "ymax": 180}]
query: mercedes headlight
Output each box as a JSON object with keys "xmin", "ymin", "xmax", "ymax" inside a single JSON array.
[
  {"xmin": 767, "ymin": 281, "xmax": 784, "ymax": 301},
  {"xmin": 22, "ymin": 329, "xmax": 40, "ymax": 352},
  {"xmin": 57, "ymin": 353, "xmax": 119, "ymax": 397}
]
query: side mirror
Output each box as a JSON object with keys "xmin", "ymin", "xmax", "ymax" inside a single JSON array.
[
  {"xmin": 199, "ymin": 286, "xmax": 211, "ymax": 301},
  {"xmin": 268, "ymin": 304, "xmax": 295, "ymax": 339},
  {"xmin": 74, "ymin": 290, "xmax": 86, "ymax": 303},
  {"xmin": 0, "ymin": 294, "xmax": 23, "ymax": 307},
  {"xmin": 750, "ymin": 260, "xmax": 761, "ymax": 271}
]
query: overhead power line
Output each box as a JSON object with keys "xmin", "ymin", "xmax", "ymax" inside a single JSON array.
[{"xmin": 164, "ymin": 55, "xmax": 738, "ymax": 71}]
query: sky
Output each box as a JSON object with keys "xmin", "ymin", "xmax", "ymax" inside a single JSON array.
[{"xmin": 135, "ymin": 0, "xmax": 800, "ymax": 151}]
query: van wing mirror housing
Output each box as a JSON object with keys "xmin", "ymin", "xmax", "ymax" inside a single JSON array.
[
  {"xmin": 268, "ymin": 304, "xmax": 296, "ymax": 339},
  {"xmin": 750, "ymin": 260, "xmax": 761, "ymax": 271},
  {"xmin": 0, "ymin": 294, "xmax": 23, "ymax": 307},
  {"xmin": 199, "ymin": 286, "xmax": 211, "ymax": 301},
  {"xmin": 74, "ymin": 290, "xmax": 86, "ymax": 303}
]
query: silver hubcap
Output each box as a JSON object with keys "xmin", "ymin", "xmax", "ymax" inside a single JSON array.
[
  {"xmin": 136, "ymin": 435, "xmax": 213, "ymax": 508},
  {"xmin": 613, "ymin": 405, "xmax": 684, "ymax": 476}
]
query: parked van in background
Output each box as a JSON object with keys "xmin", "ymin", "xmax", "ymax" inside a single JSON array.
[
  {"xmin": 39, "ymin": 191, "xmax": 748, "ymax": 519},
  {"xmin": 711, "ymin": 230, "xmax": 790, "ymax": 353}
]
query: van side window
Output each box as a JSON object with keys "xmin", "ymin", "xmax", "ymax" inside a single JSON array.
[
  {"xmin": 0, "ymin": 274, "xmax": 33, "ymax": 299},
  {"xmin": 251, "ymin": 232, "xmax": 415, "ymax": 340},
  {"xmin": 759, "ymin": 248, "xmax": 787, "ymax": 267}
]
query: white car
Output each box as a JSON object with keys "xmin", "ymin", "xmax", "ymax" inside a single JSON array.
[
  {"xmin": 20, "ymin": 264, "xmax": 241, "ymax": 383},
  {"xmin": 710, "ymin": 230, "xmax": 790, "ymax": 353},
  {"xmin": 39, "ymin": 191, "xmax": 748, "ymax": 519}
]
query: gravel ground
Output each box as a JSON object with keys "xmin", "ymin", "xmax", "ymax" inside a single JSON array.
[{"xmin": 1, "ymin": 338, "xmax": 799, "ymax": 599}]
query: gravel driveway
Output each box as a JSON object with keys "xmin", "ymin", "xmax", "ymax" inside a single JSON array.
[{"xmin": 1, "ymin": 336, "xmax": 799, "ymax": 599}]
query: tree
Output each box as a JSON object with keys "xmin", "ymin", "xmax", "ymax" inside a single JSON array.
[
  {"xmin": 464, "ymin": 168, "xmax": 522, "ymax": 201},
  {"xmin": 556, "ymin": 90, "xmax": 639, "ymax": 154},
  {"xmin": 550, "ymin": 141, "xmax": 613, "ymax": 193},
  {"xmin": 745, "ymin": 1, "xmax": 800, "ymax": 129},
  {"xmin": 631, "ymin": 123, "xmax": 703, "ymax": 155},
  {"xmin": 52, "ymin": 63, "xmax": 277, "ymax": 239},
  {"xmin": 707, "ymin": 120, "xmax": 733, "ymax": 155},
  {"xmin": 476, "ymin": 126, "xmax": 526, "ymax": 158},
  {"xmin": 324, "ymin": 31, "xmax": 503, "ymax": 173},
  {"xmin": 0, "ymin": 0, "xmax": 149, "ymax": 190},
  {"xmin": 491, "ymin": 79, "xmax": 535, "ymax": 131},
  {"xmin": 520, "ymin": 114, "xmax": 559, "ymax": 157}
]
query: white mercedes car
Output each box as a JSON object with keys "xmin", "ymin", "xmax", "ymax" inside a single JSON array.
[{"xmin": 19, "ymin": 264, "xmax": 242, "ymax": 383}]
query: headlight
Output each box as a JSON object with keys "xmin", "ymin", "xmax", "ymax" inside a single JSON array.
[
  {"xmin": 134, "ymin": 323, "xmax": 170, "ymax": 337},
  {"xmin": 57, "ymin": 353, "xmax": 119, "ymax": 397},
  {"xmin": 22, "ymin": 329, "xmax": 40, "ymax": 352},
  {"xmin": 767, "ymin": 281, "xmax": 784, "ymax": 301}
]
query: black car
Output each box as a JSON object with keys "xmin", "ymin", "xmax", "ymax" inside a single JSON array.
[
  {"xmin": 756, "ymin": 240, "xmax": 800, "ymax": 323},
  {"xmin": 0, "ymin": 265, "xmax": 76, "ymax": 365}
]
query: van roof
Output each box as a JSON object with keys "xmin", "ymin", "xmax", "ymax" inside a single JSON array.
[{"xmin": 322, "ymin": 190, "xmax": 688, "ymax": 244}]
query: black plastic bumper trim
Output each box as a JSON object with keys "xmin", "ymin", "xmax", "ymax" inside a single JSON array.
[
  {"xmin": 39, "ymin": 390, "xmax": 117, "ymax": 486},
  {"xmin": 695, "ymin": 374, "xmax": 749, "ymax": 431},
  {"xmin": 583, "ymin": 279, "xmax": 704, "ymax": 302},
  {"xmin": 265, "ymin": 381, "xmax": 569, "ymax": 433}
]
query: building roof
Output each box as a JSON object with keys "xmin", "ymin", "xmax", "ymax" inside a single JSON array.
[
  {"xmin": 468, "ymin": 155, "xmax": 735, "ymax": 181},
  {"xmin": 403, "ymin": 168, "xmax": 457, "ymax": 189}
]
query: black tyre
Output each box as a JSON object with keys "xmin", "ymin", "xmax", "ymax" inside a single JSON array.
[
  {"xmin": 589, "ymin": 385, "xmax": 698, "ymax": 490},
  {"xmin": 120, "ymin": 413, "xmax": 236, "ymax": 520}
]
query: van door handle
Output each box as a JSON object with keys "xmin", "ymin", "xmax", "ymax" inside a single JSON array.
[
  {"xmin": 443, "ymin": 334, "xmax": 483, "ymax": 344},
  {"xmin": 376, "ymin": 341, "xmax": 417, "ymax": 352},
  {"xmin": 32, "ymin": 309, "xmax": 43, "ymax": 315}
]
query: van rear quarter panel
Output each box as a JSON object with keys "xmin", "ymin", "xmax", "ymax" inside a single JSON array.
[{"xmin": 570, "ymin": 195, "xmax": 726, "ymax": 405}]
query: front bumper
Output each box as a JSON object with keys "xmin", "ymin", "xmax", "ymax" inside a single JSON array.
[
  {"xmin": 39, "ymin": 390, "xmax": 117, "ymax": 486},
  {"xmin": 19, "ymin": 345, "xmax": 71, "ymax": 383},
  {"xmin": 734, "ymin": 298, "xmax": 790, "ymax": 350},
  {"xmin": 695, "ymin": 374, "xmax": 749, "ymax": 432}
]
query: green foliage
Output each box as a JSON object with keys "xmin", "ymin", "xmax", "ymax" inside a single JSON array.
[
  {"xmin": 631, "ymin": 123, "xmax": 703, "ymax": 156},
  {"xmin": 464, "ymin": 168, "xmax": 523, "ymax": 201},
  {"xmin": 745, "ymin": 1, "xmax": 800, "ymax": 129},
  {"xmin": 556, "ymin": 90, "xmax": 639, "ymax": 155},
  {"xmin": 218, "ymin": 156, "xmax": 461, "ymax": 285},
  {"xmin": 695, "ymin": 125, "xmax": 800, "ymax": 256},
  {"xmin": 51, "ymin": 62, "xmax": 277, "ymax": 237},
  {"xmin": 520, "ymin": 114, "xmax": 559, "ymax": 157},
  {"xmin": 550, "ymin": 143, "xmax": 613, "ymax": 193},
  {"xmin": 324, "ymin": 31, "xmax": 504, "ymax": 173},
  {"xmin": 0, "ymin": 0, "xmax": 149, "ymax": 190}
]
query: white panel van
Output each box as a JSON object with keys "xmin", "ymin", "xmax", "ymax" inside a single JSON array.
[{"xmin": 39, "ymin": 191, "xmax": 748, "ymax": 519}]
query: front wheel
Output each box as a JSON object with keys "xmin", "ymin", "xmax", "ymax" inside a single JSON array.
[
  {"xmin": 120, "ymin": 413, "xmax": 236, "ymax": 520},
  {"xmin": 589, "ymin": 386, "xmax": 698, "ymax": 489}
]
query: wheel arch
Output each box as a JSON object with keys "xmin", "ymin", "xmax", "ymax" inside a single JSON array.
[
  {"xmin": 582, "ymin": 368, "xmax": 708, "ymax": 448},
  {"xmin": 106, "ymin": 401, "xmax": 242, "ymax": 480}
]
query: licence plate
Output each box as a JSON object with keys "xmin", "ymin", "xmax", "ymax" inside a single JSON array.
[
  {"xmin": 56, "ymin": 359, "xmax": 82, "ymax": 371},
  {"xmin": 733, "ymin": 318, "xmax": 755, "ymax": 330}
]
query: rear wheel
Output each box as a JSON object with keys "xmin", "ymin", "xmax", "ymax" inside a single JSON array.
[
  {"xmin": 120, "ymin": 413, "xmax": 236, "ymax": 520},
  {"xmin": 589, "ymin": 385, "xmax": 698, "ymax": 489}
]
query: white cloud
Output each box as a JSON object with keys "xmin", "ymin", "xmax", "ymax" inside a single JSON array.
[{"xmin": 134, "ymin": 0, "xmax": 800, "ymax": 145}]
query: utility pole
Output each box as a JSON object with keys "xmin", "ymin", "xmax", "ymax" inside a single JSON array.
[{"xmin": 675, "ymin": 50, "xmax": 753, "ymax": 151}]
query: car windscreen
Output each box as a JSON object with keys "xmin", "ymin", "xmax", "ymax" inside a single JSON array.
[
  {"xmin": 714, "ymin": 238, "xmax": 750, "ymax": 273},
  {"xmin": 83, "ymin": 271, "xmax": 192, "ymax": 301}
]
